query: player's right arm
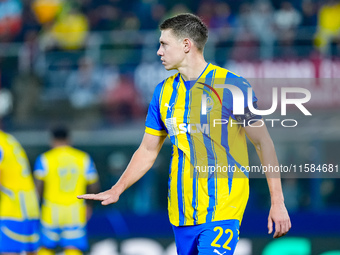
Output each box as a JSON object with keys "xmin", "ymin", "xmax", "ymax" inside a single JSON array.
[{"xmin": 78, "ymin": 132, "xmax": 166, "ymax": 205}]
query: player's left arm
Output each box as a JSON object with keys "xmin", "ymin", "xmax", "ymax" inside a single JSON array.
[{"xmin": 244, "ymin": 120, "xmax": 291, "ymax": 238}]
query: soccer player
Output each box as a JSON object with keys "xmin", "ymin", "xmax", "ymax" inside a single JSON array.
[
  {"xmin": 0, "ymin": 130, "xmax": 40, "ymax": 255},
  {"xmin": 33, "ymin": 126, "xmax": 99, "ymax": 255},
  {"xmin": 78, "ymin": 13, "xmax": 291, "ymax": 255}
]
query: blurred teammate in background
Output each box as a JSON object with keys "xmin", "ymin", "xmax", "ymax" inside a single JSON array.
[
  {"xmin": 79, "ymin": 13, "xmax": 291, "ymax": 255},
  {"xmin": 0, "ymin": 130, "xmax": 40, "ymax": 255},
  {"xmin": 34, "ymin": 126, "xmax": 99, "ymax": 255}
]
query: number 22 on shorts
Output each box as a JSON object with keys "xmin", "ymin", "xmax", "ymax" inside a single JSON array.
[{"xmin": 211, "ymin": 226, "xmax": 237, "ymax": 250}]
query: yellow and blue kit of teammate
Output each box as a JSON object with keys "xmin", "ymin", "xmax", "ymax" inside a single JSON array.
[
  {"xmin": 34, "ymin": 145, "xmax": 98, "ymax": 251},
  {"xmin": 145, "ymin": 63, "xmax": 261, "ymax": 254},
  {"xmin": 0, "ymin": 131, "xmax": 40, "ymax": 253}
]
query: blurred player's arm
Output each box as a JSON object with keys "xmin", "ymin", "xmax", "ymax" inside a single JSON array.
[
  {"xmin": 244, "ymin": 120, "xmax": 291, "ymax": 238},
  {"xmin": 34, "ymin": 178, "xmax": 44, "ymax": 202},
  {"xmin": 78, "ymin": 132, "xmax": 166, "ymax": 205}
]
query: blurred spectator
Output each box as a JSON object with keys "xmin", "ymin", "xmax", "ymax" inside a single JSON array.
[
  {"xmin": 301, "ymin": 0, "xmax": 317, "ymax": 28},
  {"xmin": 66, "ymin": 57, "xmax": 104, "ymax": 109},
  {"xmin": 275, "ymin": 2, "xmax": 301, "ymax": 32},
  {"xmin": 0, "ymin": 0, "xmax": 23, "ymax": 42},
  {"xmin": 249, "ymin": 1, "xmax": 276, "ymax": 59},
  {"xmin": 210, "ymin": 2, "xmax": 235, "ymax": 29},
  {"xmin": 237, "ymin": 3, "xmax": 253, "ymax": 32},
  {"xmin": 31, "ymin": 0, "xmax": 62, "ymax": 25},
  {"xmin": 314, "ymin": 0, "xmax": 340, "ymax": 55},
  {"xmin": 274, "ymin": 1, "xmax": 301, "ymax": 58},
  {"xmin": 150, "ymin": 4, "xmax": 166, "ymax": 29},
  {"xmin": 89, "ymin": 5, "xmax": 121, "ymax": 31},
  {"xmin": 103, "ymin": 73, "xmax": 144, "ymax": 123},
  {"xmin": 197, "ymin": 1, "xmax": 214, "ymax": 27},
  {"xmin": 210, "ymin": 2, "xmax": 235, "ymax": 41},
  {"xmin": 232, "ymin": 3, "xmax": 258, "ymax": 61},
  {"xmin": 135, "ymin": 0, "xmax": 156, "ymax": 30},
  {"xmin": 41, "ymin": 2, "xmax": 89, "ymax": 50},
  {"xmin": 141, "ymin": 3, "xmax": 166, "ymax": 30}
]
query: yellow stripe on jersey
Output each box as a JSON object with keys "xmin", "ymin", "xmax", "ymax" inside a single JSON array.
[
  {"xmin": 145, "ymin": 127, "xmax": 167, "ymax": 136},
  {"xmin": 168, "ymin": 146, "xmax": 180, "ymax": 225}
]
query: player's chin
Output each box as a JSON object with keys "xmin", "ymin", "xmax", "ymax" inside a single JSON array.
[{"xmin": 163, "ymin": 64, "xmax": 175, "ymax": 71}]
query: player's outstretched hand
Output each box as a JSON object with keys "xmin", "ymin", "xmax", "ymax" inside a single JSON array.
[
  {"xmin": 268, "ymin": 202, "xmax": 291, "ymax": 238},
  {"xmin": 77, "ymin": 188, "xmax": 120, "ymax": 206}
]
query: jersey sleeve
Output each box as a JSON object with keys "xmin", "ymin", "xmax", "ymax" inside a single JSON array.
[
  {"xmin": 33, "ymin": 155, "xmax": 47, "ymax": 180},
  {"xmin": 145, "ymin": 81, "xmax": 167, "ymax": 136},
  {"xmin": 85, "ymin": 156, "xmax": 98, "ymax": 185}
]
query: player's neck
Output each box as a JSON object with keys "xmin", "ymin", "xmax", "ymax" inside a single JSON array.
[
  {"xmin": 178, "ymin": 54, "xmax": 207, "ymax": 82},
  {"xmin": 52, "ymin": 140, "xmax": 69, "ymax": 148}
]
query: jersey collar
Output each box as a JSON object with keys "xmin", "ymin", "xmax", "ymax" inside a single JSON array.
[{"xmin": 179, "ymin": 63, "xmax": 211, "ymax": 90}]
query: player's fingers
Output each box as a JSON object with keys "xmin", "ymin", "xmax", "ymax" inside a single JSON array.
[
  {"xmin": 273, "ymin": 222, "xmax": 281, "ymax": 238},
  {"xmin": 101, "ymin": 196, "xmax": 119, "ymax": 206},
  {"xmin": 283, "ymin": 219, "xmax": 291, "ymax": 235},
  {"xmin": 77, "ymin": 193, "xmax": 106, "ymax": 201},
  {"xmin": 77, "ymin": 194, "xmax": 96, "ymax": 200},
  {"xmin": 289, "ymin": 218, "xmax": 292, "ymax": 230},
  {"xmin": 268, "ymin": 217, "xmax": 273, "ymax": 234},
  {"xmin": 280, "ymin": 222, "xmax": 288, "ymax": 237}
]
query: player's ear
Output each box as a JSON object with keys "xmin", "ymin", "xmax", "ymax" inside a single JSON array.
[{"xmin": 183, "ymin": 38, "xmax": 191, "ymax": 53}]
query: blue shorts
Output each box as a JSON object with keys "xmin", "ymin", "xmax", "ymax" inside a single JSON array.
[
  {"xmin": 40, "ymin": 224, "xmax": 88, "ymax": 251},
  {"xmin": 0, "ymin": 219, "xmax": 40, "ymax": 253},
  {"xmin": 172, "ymin": 220, "xmax": 239, "ymax": 255}
]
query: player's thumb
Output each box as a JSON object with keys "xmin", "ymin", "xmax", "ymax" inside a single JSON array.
[{"xmin": 268, "ymin": 217, "xmax": 273, "ymax": 234}]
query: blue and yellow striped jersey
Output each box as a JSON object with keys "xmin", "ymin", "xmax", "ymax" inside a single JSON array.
[
  {"xmin": 145, "ymin": 63, "xmax": 258, "ymax": 226},
  {"xmin": 0, "ymin": 131, "xmax": 40, "ymax": 220}
]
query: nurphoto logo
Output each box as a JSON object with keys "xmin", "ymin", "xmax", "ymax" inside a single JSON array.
[{"xmin": 201, "ymin": 83, "xmax": 312, "ymax": 128}]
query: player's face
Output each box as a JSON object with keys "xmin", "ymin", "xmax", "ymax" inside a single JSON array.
[{"xmin": 157, "ymin": 29, "xmax": 185, "ymax": 70}]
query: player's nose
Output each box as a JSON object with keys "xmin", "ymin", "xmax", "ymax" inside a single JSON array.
[{"xmin": 157, "ymin": 47, "xmax": 163, "ymax": 56}]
